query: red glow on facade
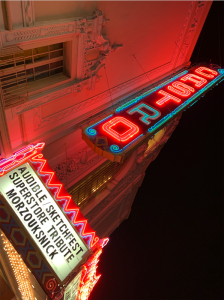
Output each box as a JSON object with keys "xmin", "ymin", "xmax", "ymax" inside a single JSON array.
[
  {"xmin": 102, "ymin": 117, "xmax": 139, "ymax": 142},
  {"xmin": 167, "ymin": 81, "xmax": 195, "ymax": 97},
  {"xmin": 180, "ymin": 73, "xmax": 207, "ymax": 87},
  {"xmin": 194, "ymin": 66, "xmax": 218, "ymax": 78},
  {"xmin": 156, "ymin": 90, "xmax": 182, "ymax": 106}
]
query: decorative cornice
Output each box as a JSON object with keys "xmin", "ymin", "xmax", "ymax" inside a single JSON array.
[
  {"xmin": 0, "ymin": 11, "xmax": 106, "ymax": 47},
  {"xmin": 2, "ymin": 23, "xmax": 74, "ymax": 44}
]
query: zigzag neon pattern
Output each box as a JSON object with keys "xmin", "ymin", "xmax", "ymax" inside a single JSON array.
[{"xmin": 30, "ymin": 154, "xmax": 99, "ymax": 248}]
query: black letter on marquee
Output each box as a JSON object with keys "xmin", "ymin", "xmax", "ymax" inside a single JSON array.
[
  {"xmin": 6, "ymin": 189, "xmax": 17, "ymax": 199},
  {"xmin": 18, "ymin": 167, "xmax": 26, "ymax": 174},
  {"xmin": 9, "ymin": 172, "xmax": 18, "ymax": 180},
  {"xmin": 49, "ymin": 249, "xmax": 58, "ymax": 260}
]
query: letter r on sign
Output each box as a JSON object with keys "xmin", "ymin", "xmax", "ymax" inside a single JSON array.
[{"xmin": 128, "ymin": 103, "xmax": 161, "ymax": 125}]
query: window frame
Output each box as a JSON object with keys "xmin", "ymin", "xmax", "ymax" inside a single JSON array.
[{"xmin": 0, "ymin": 38, "xmax": 74, "ymax": 108}]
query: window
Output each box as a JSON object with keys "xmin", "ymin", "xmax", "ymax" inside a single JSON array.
[
  {"xmin": 24, "ymin": 43, "xmax": 64, "ymax": 82},
  {"xmin": 0, "ymin": 43, "xmax": 68, "ymax": 109},
  {"xmin": 68, "ymin": 158, "xmax": 128, "ymax": 209},
  {"xmin": 0, "ymin": 46, "xmax": 28, "ymax": 109}
]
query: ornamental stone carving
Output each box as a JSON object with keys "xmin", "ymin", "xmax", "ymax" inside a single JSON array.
[
  {"xmin": 53, "ymin": 146, "xmax": 102, "ymax": 184},
  {"xmin": 21, "ymin": 0, "xmax": 35, "ymax": 27},
  {"xmin": 80, "ymin": 17, "xmax": 123, "ymax": 82}
]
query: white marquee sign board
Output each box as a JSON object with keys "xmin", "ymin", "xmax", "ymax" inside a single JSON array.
[{"xmin": 0, "ymin": 162, "xmax": 89, "ymax": 282}]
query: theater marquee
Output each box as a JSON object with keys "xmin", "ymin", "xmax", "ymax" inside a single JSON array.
[
  {"xmin": 82, "ymin": 65, "xmax": 224, "ymax": 162},
  {"xmin": 0, "ymin": 143, "xmax": 104, "ymax": 299},
  {"xmin": 0, "ymin": 162, "xmax": 89, "ymax": 282}
]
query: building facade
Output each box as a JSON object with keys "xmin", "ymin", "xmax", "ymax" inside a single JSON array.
[{"xmin": 0, "ymin": 1, "xmax": 213, "ymax": 299}]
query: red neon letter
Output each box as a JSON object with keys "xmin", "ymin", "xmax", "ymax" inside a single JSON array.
[
  {"xmin": 194, "ymin": 67, "xmax": 218, "ymax": 79},
  {"xmin": 167, "ymin": 81, "xmax": 195, "ymax": 97},
  {"xmin": 102, "ymin": 117, "xmax": 139, "ymax": 142},
  {"xmin": 180, "ymin": 74, "xmax": 207, "ymax": 87},
  {"xmin": 156, "ymin": 90, "xmax": 181, "ymax": 106}
]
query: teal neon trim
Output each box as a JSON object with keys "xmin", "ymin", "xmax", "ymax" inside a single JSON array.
[
  {"xmin": 87, "ymin": 128, "xmax": 97, "ymax": 136},
  {"xmin": 110, "ymin": 134, "xmax": 144, "ymax": 153},
  {"xmin": 148, "ymin": 69, "xmax": 224, "ymax": 134},
  {"xmin": 110, "ymin": 145, "xmax": 120, "ymax": 152},
  {"xmin": 86, "ymin": 114, "xmax": 113, "ymax": 136},
  {"xmin": 128, "ymin": 103, "xmax": 161, "ymax": 125},
  {"xmin": 116, "ymin": 70, "xmax": 188, "ymax": 112}
]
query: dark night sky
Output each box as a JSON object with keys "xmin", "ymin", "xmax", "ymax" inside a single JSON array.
[{"xmin": 91, "ymin": 2, "xmax": 223, "ymax": 300}]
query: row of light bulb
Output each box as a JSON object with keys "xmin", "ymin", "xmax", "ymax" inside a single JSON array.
[{"xmin": 1, "ymin": 233, "xmax": 34, "ymax": 300}]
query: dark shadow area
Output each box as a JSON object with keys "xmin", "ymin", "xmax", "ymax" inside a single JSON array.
[{"xmin": 91, "ymin": 2, "xmax": 224, "ymax": 299}]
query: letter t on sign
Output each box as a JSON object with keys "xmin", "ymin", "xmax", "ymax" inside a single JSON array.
[
  {"xmin": 127, "ymin": 103, "xmax": 161, "ymax": 125},
  {"xmin": 156, "ymin": 90, "xmax": 182, "ymax": 106}
]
